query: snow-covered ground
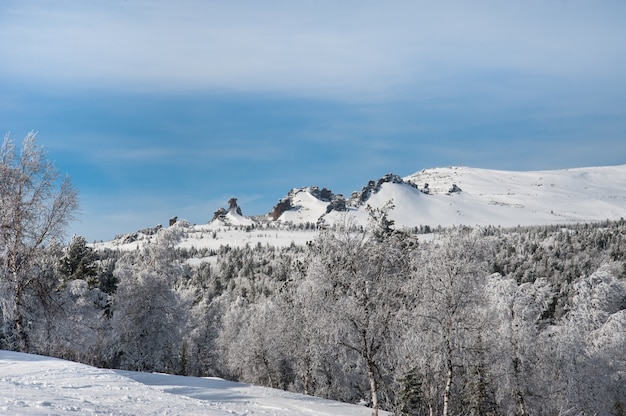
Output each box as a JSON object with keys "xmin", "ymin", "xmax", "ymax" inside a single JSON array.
[
  {"xmin": 93, "ymin": 165, "xmax": 626, "ymax": 260},
  {"xmin": 0, "ymin": 350, "xmax": 386, "ymax": 416},
  {"xmin": 402, "ymin": 165, "xmax": 626, "ymax": 227},
  {"xmin": 95, "ymin": 221, "xmax": 318, "ymax": 254}
]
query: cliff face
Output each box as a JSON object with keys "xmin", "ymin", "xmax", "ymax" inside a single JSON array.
[{"xmin": 270, "ymin": 197, "xmax": 293, "ymax": 221}]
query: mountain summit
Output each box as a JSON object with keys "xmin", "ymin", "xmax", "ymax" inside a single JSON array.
[
  {"xmin": 267, "ymin": 165, "xmax": 626, "ymax": 229},
  {"xmin": 103, "ymin": 164, "xmax": 626, "ymax": 250}
]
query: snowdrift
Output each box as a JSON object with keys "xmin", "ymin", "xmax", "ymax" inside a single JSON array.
[{"xmin": 0, "ymin": 350, "xmax": 386, "ymax": 415}]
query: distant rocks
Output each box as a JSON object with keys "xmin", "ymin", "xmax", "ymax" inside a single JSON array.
[
  {"xmin": 308, "ymin": 186, "xmax": 333, "ymax": 202},
  {"xmin": 270, "ymin": 186, "xmax": 347, "ymax": 221},
  {"xmin": 269, "ymin": 173, "xmax": 421, "ymax": 222},
  {"xmin": 102, "ymin": 164, "xmax": 626, "ymax": 245},
  {"xmin": 270, "ymin": 197, "xmax": 292, "ymax": 221},
  {"xmin": 114, "ymin": 224, "xmax": 162, "ymax": 245},
  {"xmin": 228, "ymin": 198, "xmax": 243, "ymax": 215},
  {"xmin": 212, "ymin": 198, "xmax": 244, "ymax": 222},
  {"xmin": 212, "ymin": 207, "xmax": 228, "ymax": 222},
  {"xmin": 326, "ymin": 194, "xmax": 346, "ymax": 213},
  {"xmin": 209, "ymin": 172, "xmax": 466, "ymax": 226},
  {"xmin": 349, "ymin": 173, "xmax": 417, "ymax": 206}
]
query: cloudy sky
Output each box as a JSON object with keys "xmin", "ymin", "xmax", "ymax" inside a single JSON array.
[{"xmin": 1, "ymin": 1, "xmax": 625, "ymax": 241}]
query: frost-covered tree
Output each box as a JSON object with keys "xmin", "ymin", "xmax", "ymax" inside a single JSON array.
[
  {"xmin": 485, "ymin": 274, "xmax": 554, "ymax": 415},
  {"xmin": 218, "ymin": 298, "xmax": 296, "ymax": 388},
  {"xmin": 56, "ymin": 234, "xmax": 98, "ymax": 287},
  {"xmin": 0, "ymin": 132, "xmax": 78, "ymax": 351},
  {"xmin": 305, "ymin": 215, "xmax": 415, "ymax": 415},
  {"xmin": 541, "ymin": 264, "xmax": 626, "ymax": 414},
  {"xmin": 404, "ymin": 228, "xmax": 490, "ymax": 416},
  {"xmin": 109, "ymin": 225, "xmax": 190, "ymax": 372}
]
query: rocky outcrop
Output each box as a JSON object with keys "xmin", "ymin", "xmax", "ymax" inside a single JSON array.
[
  {"xmin": 308, "ymin": 186, "xmax": 333, "ymax": 202},
  {"xmin": 228, "ymin": 198, "xmax": 243, "ymax": 215},
  {"xmin": 326, "ymin": 194, "xmax": 346, "ymax": 213},
  {"xmin": 270, "ymin": 197, "xmax": 292, "ymax": 220},
  {"xmin": 211, "ymin": 198, "xmax": 243, "ymax": 222},
  {"xmin": 211, "ymin": 207, "xmax": 227, "ymax": 222},
  {"xmin": 349, "ymin": 173, "xmax": 411, "ymax": 206},
  {"xmin": 114, "ymin": 224, "xmax": 162, "ymax": 245},
  {"xmin": 270, "ymin": 186, "xmax": 347, "ymax": 221}
]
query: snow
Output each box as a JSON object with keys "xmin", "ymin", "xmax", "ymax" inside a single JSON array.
[
  {"xmin": 277, "ymin": 188, "xmax": 330, "ymax": 224},
  {"xmin": 0, "ymin": 350, "xmax": 387, "ymax": 415},
  {"xmin": 275, "ymin": 165, "xmax": 626, "ymax": 230},
  {"xmin": 97, "ymin": 222, "xmax": 318, "ymax": 253},
  {"xmin": 223, "ymin": 210, "xmax": 256, "ymax": 226},
  {"xmin": 322, "ymin": 165, "xmax": 626, "ymax": 230},
  {"xmin": 401, "ymin": 165, "xmax": 626, "ymax": 227},
  {"xmin": 93, "ymin": 165, "xmax": 626, "ymax": 261}
]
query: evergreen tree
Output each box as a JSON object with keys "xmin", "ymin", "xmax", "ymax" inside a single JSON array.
[
  {"xmin": 56, "ymin": 235, "xmax": 98, "ymax": 287},
  {"xmin": 396, "ymin": 367, "xmax": 424, "ymax": 416}
]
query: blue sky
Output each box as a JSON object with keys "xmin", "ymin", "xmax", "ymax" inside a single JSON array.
[{"xmin": 1, "ymin": 1, "xmax": 625, "ymax": 241}]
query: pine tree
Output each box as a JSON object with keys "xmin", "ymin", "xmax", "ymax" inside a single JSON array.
[
  {"xmin": 396, "ymin": 367, "xmax": 424, "ymax": 416},
  {"xmin": 56, "ymin": 235, "xmax": 98, "ymax": 287}
]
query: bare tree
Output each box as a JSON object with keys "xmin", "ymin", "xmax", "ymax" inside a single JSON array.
[{"xmin": 0, "ymin": 132, "xmax": 78, "ymax": 351}]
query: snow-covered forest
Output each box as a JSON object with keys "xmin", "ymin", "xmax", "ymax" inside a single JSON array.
[{"xmin": 1, "ymin": 136, "xmax": 625, "ymax": 415}]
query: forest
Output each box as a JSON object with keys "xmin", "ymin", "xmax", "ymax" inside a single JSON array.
[{"xmin": 1, "ymin": 135, "xmax": 625, "ymax": 416}]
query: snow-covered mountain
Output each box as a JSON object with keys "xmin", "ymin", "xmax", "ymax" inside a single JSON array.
[
  {"xmin": 102, "ymin": 165, "xmax": 626, "ymax": 250},
  {"xmin": 0, "ymin": 350, "xmax": 387, "ymax": 415},
  {"xmin": 272, "ymin": 165, "xmax": 626, "ymax": 229}
]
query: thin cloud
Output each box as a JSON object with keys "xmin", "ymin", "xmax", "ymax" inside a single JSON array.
[
  {"xmin": 2, "ymin": 1, "xmax": 624, "ymax": 100},
  {"xmin": 2, "ymin": 0, "xmax": 625, "ymax": 241}
]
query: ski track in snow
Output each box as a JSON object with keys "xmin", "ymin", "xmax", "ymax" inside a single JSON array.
[{"xmin": 0, "ymin": 350, "xmax": 385, "ymax": 416}]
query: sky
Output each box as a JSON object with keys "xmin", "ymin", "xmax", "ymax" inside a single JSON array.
[{"xmin": 1, "ymin": 1, "xmax": 625, "ymax": 242}]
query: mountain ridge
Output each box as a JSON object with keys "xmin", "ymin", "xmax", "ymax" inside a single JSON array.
[
  {"xmin": 266, "ymin": 164, "xmax": 626, "ymax": 229},
  {"xmin": 104, "ymin": 164, "xmax": 626, "ymax": 248}
]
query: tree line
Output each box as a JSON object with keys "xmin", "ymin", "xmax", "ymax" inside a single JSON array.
[{"xmin": 1, "ymin": 134, "xmax": 625, "ymax": 415}]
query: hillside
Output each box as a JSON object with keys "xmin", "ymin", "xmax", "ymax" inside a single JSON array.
[
  {"xmin": 0, "ymin": 350, "xmax": 387, "ymax": 415},
  {"xmin": 402, "ymin": 165, "xmax": 626, "ymax": 227},
  {"xmin": 101, "ymin": 164, "xmax": 626, "ymax": 250},
  {"xmin": 12, "ymin": 166, "xmax": 626, "ymax": 415},
  {"xmin": 306, "ymin": 164, "xmax": 626, "ymax": 229}
]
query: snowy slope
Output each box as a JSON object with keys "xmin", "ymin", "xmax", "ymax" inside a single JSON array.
[
  {"xmin": 402, "ymin": 165, "xmax": 626, "ymax": 227},
  {"xmin": 0, "ymin": 350, "xmax": 387, "ymax": 416},
  {"xmin": 291, "ymin": 165, "xmax": 626, "ymax": 229},
  {"xmin": 277, "ymin": 188, "xmax": 331, "ymax": 224},
  {"xmin": 96, "ymin": 165, "xmax": 626, "ymax": 253}
]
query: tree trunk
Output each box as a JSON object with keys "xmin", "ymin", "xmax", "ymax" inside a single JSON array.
[
  {"xmin": 367, "ymin": 361, "xmax": 379, "ymax": 416},
  {"xmin": 442, "ymin": 364, "xmax": 453, "ymax": 416},
  {"xmin": 442, "ymin": 337, "xmax": 454, "ymax": 416},
  {"xmin": 11, "ymin": 283, "xmax": 28, "ymax": 352}
]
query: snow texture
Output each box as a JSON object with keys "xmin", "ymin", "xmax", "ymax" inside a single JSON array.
[
  {"xmin": 0, "ymin": 350, "xmax": 387, "ymax": 415},
  {"xmin": 96, "ymin": 165, "xmax": 626, "ymax": 255}
]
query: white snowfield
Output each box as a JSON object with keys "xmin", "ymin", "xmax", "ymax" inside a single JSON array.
[
  {"xmin": 0, "ymin": 350, "xmax": 386, "ymax": 415},
  {"xmin": 96, "ymin": 165, "xmax": 626, "ymax": 254},
  {"xmin": 400, "ymin": 165, "xmax": 626, "ymax": 228}
]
